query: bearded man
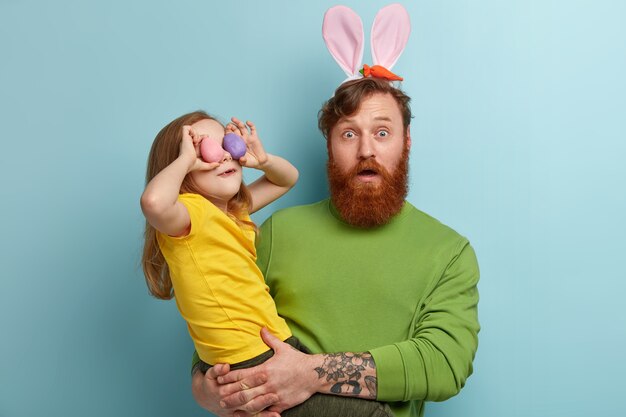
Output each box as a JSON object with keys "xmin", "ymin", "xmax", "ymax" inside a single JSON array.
[{"xmin": 192, "ymin": 78, "xmax": 480, "ymax": 417}]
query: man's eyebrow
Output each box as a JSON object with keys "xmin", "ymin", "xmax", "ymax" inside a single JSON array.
[{"xmin": 338, "ymin": 116, "xmax": 393, "ymax": 124}]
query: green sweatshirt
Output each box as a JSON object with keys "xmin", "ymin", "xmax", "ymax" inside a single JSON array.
[
  {"xmin": 258, "ymin": 199, "xmax": 479, "ymax": 417},
  {"xmin": 192, "ymin": 199, "xmax": 479, "ymax": 417}
]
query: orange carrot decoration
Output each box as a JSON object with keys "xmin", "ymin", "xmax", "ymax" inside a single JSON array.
[{"xmin": 359, "ymin": 64, "xmax": 403, "ymax": 81}]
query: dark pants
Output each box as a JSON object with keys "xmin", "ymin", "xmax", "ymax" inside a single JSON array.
[{"xmin": 195, "ymin": 337, "xmax": 394, "ymax": 417}]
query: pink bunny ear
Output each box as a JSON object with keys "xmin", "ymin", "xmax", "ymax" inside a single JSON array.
[
  {"xmin": 371, "ymin": 3, "xmax": 411, "ymax": 70},
  {"xmin": 322, "ymin": 5, "xmax": 364, "ymax": 78}
]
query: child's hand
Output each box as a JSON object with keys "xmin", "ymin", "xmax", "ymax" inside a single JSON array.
[
  {"xmin": 226, "ymin": 117, "xmax": 268, "ymax": 169},
  {"xmin": 180, "ymin": 126, "xmax": 220, "ymax": 172}
]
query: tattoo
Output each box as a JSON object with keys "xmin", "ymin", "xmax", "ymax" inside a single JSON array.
[
  {"xmin": 365, "ymin": 375, "xmax": 378, "ymax": 398},
  {"xmin": 314, "ymin": 352, "xmax": 377, "ymax": 399}
]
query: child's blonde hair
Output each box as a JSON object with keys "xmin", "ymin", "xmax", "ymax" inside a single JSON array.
[{"xmin": 142, "ymin": 110, "xmax": 255, "ymax": 300}]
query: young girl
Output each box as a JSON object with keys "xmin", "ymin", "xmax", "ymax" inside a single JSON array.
[
  {"xmin": 141, "ymin": 110, "xmax": 295, "ymax": 364},
  {"xmin": 141, "ymin": 111, "xmax": 392, "ymax": 417}
]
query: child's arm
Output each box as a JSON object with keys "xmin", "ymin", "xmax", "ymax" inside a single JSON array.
[
  {"xmin": 227, "ymin": 118, "xmax": 299, "ymax": 214},
  {"xmin": 141, "ymin": 126, "xmax": 219, "ymax": 236}
]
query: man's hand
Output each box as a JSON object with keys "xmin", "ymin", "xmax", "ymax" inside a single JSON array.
[
  {"xmin": 192, "ymin": 362, "xmax": 280, "ymax": 417},
  {"xmin": 217, "ymin": 328, "xmax": 320, "ymax": 414}
]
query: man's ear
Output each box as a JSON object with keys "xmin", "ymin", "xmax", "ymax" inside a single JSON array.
[{"xmin": 405, "ymin": 125, "xmax": 412, "ymax": 149}]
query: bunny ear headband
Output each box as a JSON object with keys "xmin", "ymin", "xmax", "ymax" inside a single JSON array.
[{"xmin": 322, "ymin": 3, "xmax": 411, "ymax": 85}]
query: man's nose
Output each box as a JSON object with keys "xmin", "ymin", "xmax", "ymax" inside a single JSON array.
[{"xmin": 357, "ymin": 137, "xmax": 375, "ymax": 159}]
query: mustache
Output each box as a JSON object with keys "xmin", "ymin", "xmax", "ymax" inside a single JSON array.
[{"xmin": 349, "ymin": 158, "xmax": 391, "ymax": 178}]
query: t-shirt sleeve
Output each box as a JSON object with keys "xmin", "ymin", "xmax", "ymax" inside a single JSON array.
[
  {"xmin": 370, "ymin": 240, "xmax": 480, "ymax": 402},
  {"xmin": 177, "ymin": 193, "xmax": 208, "ymax": 240}
]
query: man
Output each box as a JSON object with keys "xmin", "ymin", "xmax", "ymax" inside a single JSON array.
[{"xmin": 192, "ymin": 78, "xmax": 480, "ymax": 417}]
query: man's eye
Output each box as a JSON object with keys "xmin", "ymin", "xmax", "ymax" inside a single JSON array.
[
  {"xmin": 343, "ymin": 131, "xmax": 356, "ymax": 139},
  {"xmin": 378, "ymin": 130, "xmax": 389, "ymax": 138}
]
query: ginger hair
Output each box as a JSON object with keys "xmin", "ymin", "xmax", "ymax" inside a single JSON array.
[{"xmin": 318, "ymin": 78, "xmax": 412, "ymax": 140}]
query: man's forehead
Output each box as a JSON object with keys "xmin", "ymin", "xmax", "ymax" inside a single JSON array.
[
  {"xmin": 339, "ymin": 109, "xmax": 400, "ymax": 126},
  {"xmin": 340, "ymin": 94, "xmax": 400, "ymax": 122}
]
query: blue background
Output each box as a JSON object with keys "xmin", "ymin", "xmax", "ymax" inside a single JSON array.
[{"xmin": 1, "ymin": 1, "xmax": 624, "ymax": 416}]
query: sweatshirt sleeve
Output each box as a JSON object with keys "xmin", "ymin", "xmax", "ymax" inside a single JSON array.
[{"xmin": 370, "ymin": 240, "xmax": 480, "ymax": 402}]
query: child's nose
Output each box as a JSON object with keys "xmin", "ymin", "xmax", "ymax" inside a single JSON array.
[{"xmin": 222, "ymin": 151, "xmax": 233, "ymax": 163}]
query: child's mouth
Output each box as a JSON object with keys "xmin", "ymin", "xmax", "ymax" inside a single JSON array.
[{"xmin": 219, "ymin": 169, "xmax": 236, "ymax": 177}]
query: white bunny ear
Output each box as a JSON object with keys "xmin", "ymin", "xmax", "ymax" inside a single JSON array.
[
  {"xmin": 322, "ymin": 5, "xmax": 364, "ymax": 79},
  {"xmin": 371, "ymin": 3, "xmax": 411, "ymax": 70}
]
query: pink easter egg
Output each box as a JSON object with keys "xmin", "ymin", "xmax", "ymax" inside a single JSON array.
[{"xmin": 200, "ymin": 138, "xmax": 225, "ymax": 163}]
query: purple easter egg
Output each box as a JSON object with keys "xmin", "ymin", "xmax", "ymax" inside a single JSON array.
[
  {"xmin": 223, "ymin": 133, "xmax": 247, "ymax": 159},
  {"xmin": 200, "ymin": 137, "xmax": 225, "ymax": 163}
]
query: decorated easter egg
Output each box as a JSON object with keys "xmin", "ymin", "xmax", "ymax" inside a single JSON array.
[
  {"xmin": 200, "ymin": 138, "xmax": 225, "ymax": 163},
  {"xmin": 223, "ymin": 133, "xmax": 247, "ymax": 159}
]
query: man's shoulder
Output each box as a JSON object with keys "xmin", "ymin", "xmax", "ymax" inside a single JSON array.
[
  {"xmin": 268, "ymin": 199, "xmax": 330, "ymax": 222},
  {"xmin": 403, "ymin": 202, "xmax": 470, "ymax": 246},
  {"xmin": 258, "ymin": 199, "xmax": 330, "ymax": 236}
]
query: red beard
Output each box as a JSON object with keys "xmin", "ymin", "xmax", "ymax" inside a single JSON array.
[{"xmin": 327, "ymin": 146, "xmax": 409, "ymax": 228}]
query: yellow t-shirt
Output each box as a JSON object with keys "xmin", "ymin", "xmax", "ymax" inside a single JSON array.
[{"xmin": 157, "ymin": 193, "xmax": 291, "ymax": 365}]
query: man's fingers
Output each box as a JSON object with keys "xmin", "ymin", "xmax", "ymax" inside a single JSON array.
[
  {"xmin": 234, "ymin": 410, "xmax": 280, "ymax": 417},
  {"xmin": 220, "ymin": 383, "xmax": 270, "ymax": 409},
  {"xmin": 260, "ymin": 328, "xmax": 285, "ymax": 352},
  {"xmin": 218, "ymin": 372, "xmax": 268, "ymax": 395},
  {"xmin": 228, "ymin": 393, "xmax": 279, "ymax": 416},
  {"xmin": 218, "ymin": 367, "xmax": 248, "ymax": 385},
  {"xmin": 206, "ymin": 363, "xmax": 230, "ymax": 380},
  {"xmin": 267, "ymin": 404, "xmax": 285, "ymax": 414},
  {"xmin": 241, "ymin": 393, "xmax": 279, "ymax": 414}
]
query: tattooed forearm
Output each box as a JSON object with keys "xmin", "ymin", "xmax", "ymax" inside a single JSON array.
[
  {"xmin": 365, "ymin": 375, "xmax": 378, "ymax": 398},
  {"xmin": 314, "ymin": 352, "xmax": 378, "ymax": 399}
]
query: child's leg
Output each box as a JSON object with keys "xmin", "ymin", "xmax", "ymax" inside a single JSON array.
[{"xmin": 282, "ymin": 393, "xmax": 394, "ymax": 417}]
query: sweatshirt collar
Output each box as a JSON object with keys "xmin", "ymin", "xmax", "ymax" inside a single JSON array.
[{"xmin": 327, "ymin": 198, "xmax": 411, "ymax": 229}]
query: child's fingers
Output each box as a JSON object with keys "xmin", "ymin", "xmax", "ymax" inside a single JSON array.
[
  {"xmin": 227, "ymin": 123, "xmax": 242, "ymax": 136},
  {"xmin": 231, "ymin": 117, "xmax": 249, "ymax": 137},
  {"xmin": 182, "ymin": 125, "xmax": 194, "ymax": 140},
  {"xmin": 246, "ymin": 121, "xmax": 256, "ymax": 135},
  {"xmin": 192, "ymin": 134, "xmax": 205, "ymax": 146},
  {"xmin": 198, "ymin": 161, "xmax": 220, "ymax": 171}
]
